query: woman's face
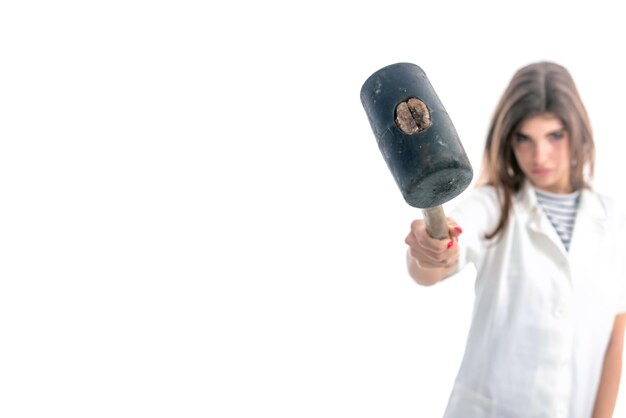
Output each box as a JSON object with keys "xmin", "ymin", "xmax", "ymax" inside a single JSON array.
[{"xmin": 512, "ymin": 113, "xmax": 572, "ymax": 194}]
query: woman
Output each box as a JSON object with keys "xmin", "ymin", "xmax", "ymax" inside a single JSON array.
[{"xmin": 405, "ymin": 61, "xmax": 626, "ymax": 418}]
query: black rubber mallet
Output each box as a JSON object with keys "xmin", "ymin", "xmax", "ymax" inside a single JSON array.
[{"xmin": 360, "ymin": 62, "xmax": 473, "ymax": 239}]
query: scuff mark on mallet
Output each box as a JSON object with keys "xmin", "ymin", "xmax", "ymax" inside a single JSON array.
[{"xmin": 395, "ymin": 97, "xmax": 431, "ymax": 134}]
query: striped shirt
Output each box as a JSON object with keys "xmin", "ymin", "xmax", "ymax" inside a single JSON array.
[{"xmin": 535, "ymin": 188, "xmax": 580, "ymax": 251}]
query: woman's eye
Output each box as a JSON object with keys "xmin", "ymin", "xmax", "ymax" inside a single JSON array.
[
  {"xmin": 514, "ymin": 134, "xmax": 529, "ymax": 143},
  {"xmin": 549, "ymin": 131, "xmax": 565, "ymax": 140}
]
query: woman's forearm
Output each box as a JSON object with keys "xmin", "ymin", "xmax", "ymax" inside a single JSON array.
[{"xmin": 592, "ymin": 339, "xmax": 624, "ymax": 417}]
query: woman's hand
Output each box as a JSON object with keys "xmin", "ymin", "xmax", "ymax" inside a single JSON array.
[{"xmin": 404, "ymin": 218, "xmax": 463, "ymax": 285}]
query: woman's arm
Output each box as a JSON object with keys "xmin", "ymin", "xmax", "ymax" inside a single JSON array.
[{"xmin": 592, "ymin": 313, "xmax": 626, "ymax": 418}]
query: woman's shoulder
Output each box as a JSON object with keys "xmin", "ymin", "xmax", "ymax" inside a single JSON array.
[{"xmin": 583, "ymin": 187, "xmax": 626, "ymax": 221}]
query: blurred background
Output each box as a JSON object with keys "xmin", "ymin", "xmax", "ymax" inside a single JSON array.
[{"xmin": 1, "ymin": 1, "xmax": 625, "ymax": 416}]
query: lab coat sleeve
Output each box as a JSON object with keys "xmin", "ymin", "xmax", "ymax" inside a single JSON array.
[
  {"xmin": 617, "ymin": 212, "xmax": 626, "ymax": 314},
  {"xmin": 449, "ymin": 186, "xmax": 500, "ymax": 274},
  {"xmin": 612, "ymin": 201, "xmax": 626, "ymax": 314},
  {"xmin": 618, "ymin": 259, "xmax": 626, "ymax": 314}
]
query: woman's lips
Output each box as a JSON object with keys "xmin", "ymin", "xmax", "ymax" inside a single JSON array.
[{"xmin": 532, "ymin": 168, "xmax": 551, "ymax": 175}]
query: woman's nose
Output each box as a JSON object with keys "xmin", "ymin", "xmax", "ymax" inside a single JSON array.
[{"xmin": 532, "ymin": 140, "xmax": 550, "ymax": 163}]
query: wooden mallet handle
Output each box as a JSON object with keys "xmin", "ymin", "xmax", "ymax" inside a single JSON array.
[{"xmin": 422, "ymin": 206, "xmax": 448, "ymax": 240}]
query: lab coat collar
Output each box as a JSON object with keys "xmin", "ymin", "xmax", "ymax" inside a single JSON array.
[
  {"xmin": 514, "ymin": 180, "xmax": 607, "ymax": 259},
  {"xmin": 577, "ymin": 187, "xmax": 607, "ymax": 221},
  {"xmin": 570, "ymin": 185, "xmax": 607, "ymax": 261}
]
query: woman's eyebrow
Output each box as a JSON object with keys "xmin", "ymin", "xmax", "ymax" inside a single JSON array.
[{"xmin": 547, "ymin": 128, "xmax": 566, "ymax": 135}]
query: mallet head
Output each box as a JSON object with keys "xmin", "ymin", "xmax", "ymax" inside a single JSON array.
[{"xmin": 360, "ymin": 62, "xmax": 473, "ymax": 209}]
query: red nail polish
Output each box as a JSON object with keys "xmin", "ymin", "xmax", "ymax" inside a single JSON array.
[
  {"xmin": 454, "ymin": 227, "xmax": 463, "ymax": 233},
  {"xmin": 447, "ymin": 240, "xmax": 454, "ymax": 248}
]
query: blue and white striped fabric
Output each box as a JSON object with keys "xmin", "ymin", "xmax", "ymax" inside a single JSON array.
[{"xmin": 535, "ymin": 189, "xmax": 580, "ymax": 251}]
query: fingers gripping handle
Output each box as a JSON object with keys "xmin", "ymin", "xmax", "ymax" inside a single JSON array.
[{"xmin": 422, "ymin": 205, "xmax": 449, "ymax": 240}]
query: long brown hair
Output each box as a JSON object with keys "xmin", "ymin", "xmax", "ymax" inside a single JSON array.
[{"xmin": 478, "ymin": 61, "xmax": 595, "ymax": 239}]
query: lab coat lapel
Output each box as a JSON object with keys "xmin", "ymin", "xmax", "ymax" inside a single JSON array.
[
  {"xmin": 568, "ymin": 188, "xmax": 606, "ymax": 262},
  {"xmin": 517, "ymin": 181, "xmax": 569, "ymax": 260}
]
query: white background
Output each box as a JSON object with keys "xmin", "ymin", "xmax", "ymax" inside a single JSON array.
[{"xmin": 1, "ymin": 1, "xmax": 626, "ymax": 417}]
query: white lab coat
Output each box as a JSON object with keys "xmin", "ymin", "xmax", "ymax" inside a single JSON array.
[{"xmin": 442, "ymin": 181, "xmax": 626, "ymax": 418}]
